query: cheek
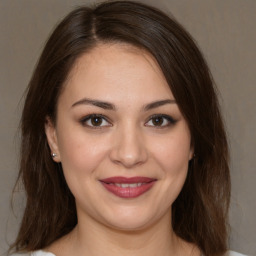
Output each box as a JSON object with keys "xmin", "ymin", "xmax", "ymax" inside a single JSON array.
[
  {"xmin": 152, "ymin": 131, "xmax": 191, "ymax": 174},
  {"xmin": 57, "ymin": 130, "xmax": 109, "ymax": 179},
  {"xmin": 150, "ymin": 128, "xmax": 191, "ymax": 201},
  {"xmin": 157, "ymin": 142, "xmax": 189, "ymax": 192},
  {"xmin": 57, "ymin": 132, "xmax": 111, "ymax": 208}
]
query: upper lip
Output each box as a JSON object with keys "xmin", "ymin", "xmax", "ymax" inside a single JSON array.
[{"xmin": 100, "ymin": 176, "xmax": 157, "ymax": 184}]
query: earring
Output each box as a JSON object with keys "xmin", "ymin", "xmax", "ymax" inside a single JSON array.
[
  {"xmin": 189, "ymin": 153, "xmax": 196, "ymax": 162},
  {"xmin": 51, "ymin": 153, "xmax": 57, "ymax": 158}
]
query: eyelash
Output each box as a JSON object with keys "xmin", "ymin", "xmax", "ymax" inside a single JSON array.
[
  {"xmin": 145, "ymin": 114, "xmax": 177, "ymax": 128},
  {"xmin": 79, "ymin": 114, "xmax": 177, "ymax": 129},
  {"xmin": 80, "ymin": 114, "xmax": 112, "ymax": 129}
]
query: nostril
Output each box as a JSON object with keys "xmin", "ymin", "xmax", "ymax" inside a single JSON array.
[{"xmin": 109, "ymin": 130, "xmax": 148, "ymax": 167}]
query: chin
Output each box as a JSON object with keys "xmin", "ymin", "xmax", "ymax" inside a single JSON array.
[
  {"xmin": 100, "ymin": 207, "xmax": 164, "ymax": 232},
  {"xmin": 106, "ymin": 218, "xmax": 154, "ymax": 232}
]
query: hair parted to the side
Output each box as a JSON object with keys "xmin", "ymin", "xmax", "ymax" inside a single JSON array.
[{"xmin": 10, "ymin": 1, "xmax": 230, "ymax": 256}]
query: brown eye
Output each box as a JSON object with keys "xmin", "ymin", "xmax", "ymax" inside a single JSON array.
[
  {"xmin": 81, "ymin": 114, "xmax": 111, "ymax": 128},
  {"xmin": 91, "ymin": 116, "xmax": 103, "ymax": 126},
  {"xmin": 145, "ymin": 114, "xmax": 176, "ymax": 127},
  {"xmin": 152, "ymin": 116, "xmax": 164, "ymax": 126}
]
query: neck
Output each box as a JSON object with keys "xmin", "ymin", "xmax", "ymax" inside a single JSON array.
[
  {"xmin": 79, "ymin": 214, "xmax": 174, "ymax": 256},
  {"xmin": 47, "ymin": 209, "xmax": 199, "ymax": 256}
]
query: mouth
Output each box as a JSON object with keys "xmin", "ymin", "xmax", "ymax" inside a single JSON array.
[{"xmin": 99, "ymin": 176, "xmax": 157, "ymax": 198}]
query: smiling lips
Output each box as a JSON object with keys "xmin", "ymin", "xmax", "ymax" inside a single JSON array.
[{"xmin": 100, "ymin": 176, "xmax": 157, "ymax": 198}]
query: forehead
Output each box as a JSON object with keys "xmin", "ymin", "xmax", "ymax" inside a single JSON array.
[{"xmin": 60, "ymin": 43, "xmax": 174, "ymax": 106}]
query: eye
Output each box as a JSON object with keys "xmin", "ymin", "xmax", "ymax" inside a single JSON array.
[
  {"xmin": 145, "ymin": 114, "xmax": 176, "ymax": 127},
  {"xmin": 80, "ymin": 114, "xmax": 111, "ymax": 128}
]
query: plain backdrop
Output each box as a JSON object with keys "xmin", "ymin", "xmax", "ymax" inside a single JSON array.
[{"xmin": 0, "ymin": 0, "xmax": 255, "ymax": 255}]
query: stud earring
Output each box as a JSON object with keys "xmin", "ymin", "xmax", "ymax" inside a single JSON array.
[{"xmin": 51, "ymin": 153, "xmax": 57, "ymax": 158}]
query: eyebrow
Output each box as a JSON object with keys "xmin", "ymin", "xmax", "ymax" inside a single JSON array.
[
  {"xmin": 71, "ymin": 98, "xmax": 176, "ymax": 111},
  {"xmin": 143, "ymin": 99, "xmax": 176, "ymax": 111},
  {"xmin": 71, "ymin": 98, "xmax": 116, "ymax": 110}
]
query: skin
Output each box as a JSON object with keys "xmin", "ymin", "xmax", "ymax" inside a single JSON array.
[{"xmin": 45, "ymin": 43, "xmax": 199, "ymax": 256}]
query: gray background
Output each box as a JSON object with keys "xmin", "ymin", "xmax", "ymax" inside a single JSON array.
[{"xmin": 0, "ymin": 0, "xmax": 255, "ymax": 255}]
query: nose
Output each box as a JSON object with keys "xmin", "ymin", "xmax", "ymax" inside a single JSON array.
[{"xmin": 109, "ymin": 124, "xmax": 148, "ymax": 168}]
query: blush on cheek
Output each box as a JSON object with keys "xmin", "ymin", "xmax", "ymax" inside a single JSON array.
[
  {"xmin": 59, "ymin": 137, "xmax": 109, "ymax": 179},
  {"xmin": 166, "ymin": 163, "xmax": 189, "ymax": 199},
  {"xmin": 157, "ymin": 146, "xmax": 190, "ymax": 171}
]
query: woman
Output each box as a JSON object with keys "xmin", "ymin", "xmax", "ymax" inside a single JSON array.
[{"xmin": 9, "ymin": 1, "xmax": 246, "ymax": 256}]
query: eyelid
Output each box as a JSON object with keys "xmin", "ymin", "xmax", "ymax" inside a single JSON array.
[
  {"xmin": 79, "ymin": 114, "xmax": 112, "ymax": 128},
  {"xmin": 145, "ymin": 114, "xmax": 177, "ymax": 127},
  {"xmin": 79, "ymin": 113, "xmax": 176, "ymax": 129}
]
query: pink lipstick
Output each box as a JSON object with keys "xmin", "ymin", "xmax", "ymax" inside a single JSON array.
[{"xmin": 99, "ymin": 176, "xmax": 156, "ymax": 198}]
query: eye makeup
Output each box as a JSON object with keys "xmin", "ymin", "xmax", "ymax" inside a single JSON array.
[
  {"xmin": 79, "ymin": 112, "xmax": 177, "ymax": 130},
  {"xmin": 145, "ymin": 114, "xmax": 177, "ymax": 128},
  {"xmin": 79, "ymin": 114, "xmax": 112, "ymax": 129}
]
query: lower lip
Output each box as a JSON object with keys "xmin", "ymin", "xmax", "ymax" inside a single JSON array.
[{"xmin": 101, "ymin": 182, "xmax": 156, "ymax": 198}]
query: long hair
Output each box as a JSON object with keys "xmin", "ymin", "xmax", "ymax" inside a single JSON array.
[{"xmin": 10, "ymin": 1, "xmax": 230, "ymax": 256}]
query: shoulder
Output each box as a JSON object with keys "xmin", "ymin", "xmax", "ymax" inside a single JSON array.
[
  {"xmin": 10, "ymin": 250, "xmax": 55, "ymax": 256},
  {"xmin": 11, "ymin": 250, "xmax": 249, "ymax": 256},
  {"xmin": 226, "ymin": 250, "xmax": 249, "ymax": 256},
  {"xmin": 31, "ymin": 251, "xmax": 55, "ymax": 256},
  {"xmin": 33, "ymin": 251, "xmax": 55, "ymax": 256}
]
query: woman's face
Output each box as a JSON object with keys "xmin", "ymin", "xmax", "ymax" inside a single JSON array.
[{"xmin": 45, "ymin": 44, "xmax": 193, "ymax": 231}]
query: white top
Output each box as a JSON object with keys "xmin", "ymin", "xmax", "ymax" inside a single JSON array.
[
  {"xmin": 12, "ymin": 250, "xmax": 248, "ymax": 256},
  {"xmin": 29, "ymin": 250, "xmax": 248, "ymax": 256}
]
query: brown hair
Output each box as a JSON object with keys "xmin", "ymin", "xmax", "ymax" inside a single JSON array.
[{"xmin": 10, "ymin": 1, "xmax": 230, "ymax": 256}]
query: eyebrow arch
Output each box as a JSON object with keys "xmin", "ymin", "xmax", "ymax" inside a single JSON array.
[
  {"xmin": 71, "ymin": 98, "xmax": 176, "ymax": 111},
  {"xmin": 143, "ymin": 99, "xmax": 176, "ymax": 111},
  {"xmin": 71, "ymin": 98, "xmax": 116, "ymax": 110}
]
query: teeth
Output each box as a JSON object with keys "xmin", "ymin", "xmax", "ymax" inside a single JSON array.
[{"xmin": 114, "ymin": 183, "xmax": 145, "ymax": 188}]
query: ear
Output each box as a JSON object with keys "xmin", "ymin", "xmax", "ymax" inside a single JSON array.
[
  {"xmin": 45, "ymin": 117, "xmax": 61, "ymax": 162},
  {"xmin": 189, "ymin": 139, "xmax": 195, "ymax": 161},
  {"xmin": 189, "ymin": 148, "xmax": 194, "ymax": 161}
]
